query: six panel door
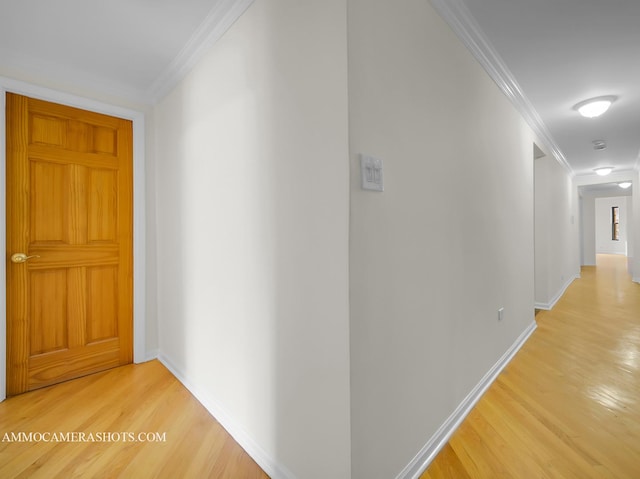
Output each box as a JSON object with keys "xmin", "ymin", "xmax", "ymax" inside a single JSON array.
[{"xmin": 6, "ymin": 93, "xmax": 133, "ymax": 395}]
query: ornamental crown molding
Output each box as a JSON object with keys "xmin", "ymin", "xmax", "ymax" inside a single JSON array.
[
  {"xmin": 147, "ymin": 0, "xmax": 255, "ymax": 104},
  {"xmin": 430, "ymin": 0, "xmax": 573, "ymax": 176}
]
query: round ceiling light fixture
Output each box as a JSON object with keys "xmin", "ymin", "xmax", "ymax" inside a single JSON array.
[
  {"xmin": 619, "ymin": 182, "xmax": 632, "ymax": 189},
  {"xmin": 574, "ymin": 95, "xmax": 617, "ymax": 118},
  {"xmin": 594, "ymin": 167, "xmax": 614, "ymax": 176}
]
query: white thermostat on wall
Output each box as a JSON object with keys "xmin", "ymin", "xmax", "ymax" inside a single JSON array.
[{"xmin": 360, "ymin": 154, "xmax": 384, "ymax": 192}]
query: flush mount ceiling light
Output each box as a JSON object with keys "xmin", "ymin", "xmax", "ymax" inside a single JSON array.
[
  {"xmin": 574, "ymin": 95, "xmax": 617, "ymax": 118},
  {"xmin": 619, "ymin": 182, "xmax": 632, "ymax": 189},
  {"xmin": 594, "ymin": 167, "xmax": 614, "ymax": 176}
]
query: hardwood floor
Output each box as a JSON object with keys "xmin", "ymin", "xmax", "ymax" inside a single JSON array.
[
  {"xmin": 423, "ymin": 254, "xmax": 640, "ymax": 478},
  {"xmin": 2, "ymin": 254, "xmax": 638, "ymax": 478},
  {"xmin": 0, "ymin": 360, "xmax": 269, "ymax": 478}
]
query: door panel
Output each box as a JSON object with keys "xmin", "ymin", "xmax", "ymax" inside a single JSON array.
[
  {"xmin": 30, "ymin": 269, "xmax": 68, "ymax": 355},
  {"xmin": 31, "ymin": 161, "xmax": 67, "ymax": 242},
  {"xmin": 6, "ymin": 93, "xmax": 133, "ymax": 395},
  {"xmin": 88, "ymin": 168, "xmax": 118, "ymax": 242}
]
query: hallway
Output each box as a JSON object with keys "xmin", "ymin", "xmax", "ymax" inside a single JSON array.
[{"xmin": 424, "ymin": 254, "xmax": 640, "ymax": 478}]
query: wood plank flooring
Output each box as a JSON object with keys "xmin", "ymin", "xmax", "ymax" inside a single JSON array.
[
  {"xmin": 423, "ymin": 254, "xmax": 640, "ymax": 478},
  {"xmin": 0, "ymin": 359, "xmax": 269, "ymax": 478},
  {"xmin": 2, "ymin": 254, "xmax": 638, "ymax": 478}
]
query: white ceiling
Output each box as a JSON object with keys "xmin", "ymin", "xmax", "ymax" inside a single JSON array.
[
  {"xmin": 579, "ymin": 182, "xmax": 632, "ymax": 198},
  {"xmin": 1, "ymin": 0, "xmax": 638, "ymax": 180},
  {"xmin": 458, "ymin": 0, "xmax": 640, "ymax": 177},
  {"xmin": 0, "ymin": 0, "xmax": 252, "ymax": 104}
]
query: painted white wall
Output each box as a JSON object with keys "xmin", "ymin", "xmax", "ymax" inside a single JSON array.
[
  {"xmin": 627, "ymin": 195, "xmax": 635, "ymax": 274},
  {"xmin": 595, "ymin": 197, "xmax": 629, "ymax": 255},
  {"xmin": 534, "ymin": 157, "xmax": 549, "ymax": 304},
  {"xmin": 348, "ymin": 0, "xmax": 535, "ymax": 477},
  {"xmin": 534, "ymin": 155, "xmax": 580, "ymax": 309},
  {"xmin": 581, "ymin": 195, "xmax": 597, "ymax": 266},
  {"xmin": 144, "ymin": 111, "xmax": 159, "ymax": 358},
  {"xmin": 153, "ymin": 1, "xmax": 351, "ymax": 478},
  {"xmin": 632, "ymin": 170, "xmax": 640, "ymax": 282}
]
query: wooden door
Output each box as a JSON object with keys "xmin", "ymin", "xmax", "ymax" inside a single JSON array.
[{"xmin": 6, "ymin": 93, "xmax": 133, "ymax": 395}]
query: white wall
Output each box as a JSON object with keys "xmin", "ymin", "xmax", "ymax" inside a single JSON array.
[
  {"xmin": 581, "ymin": 195, "xmax": 596, "ymax": 266},
  {"xmin": 535, "ymin": 157, "xmax": 549, "ymax": 303},
  {"xmin": 631, "ymin": 170, "xmax": 640, "ymax": 281},
  {"xmin": 348, "ymin": 0, "xmax": 535, "ymax": 477},
  {"xmin": 153, "ymin": 1, "xmax": 351, "ymax": 478},
  {"xmin": 144, "ymin": 111, "xmax": 159, "ymax": 358},
  {"xmin": 534, "ymin": 155, "xmax": 580, "ymax": 309},
  {"xmin": 595, "ymin": 196, "xmax": 629, "ymax": 255},
  {"xmin": 627, "ymin": 194, "xmax": 635, "ymax": 274}
]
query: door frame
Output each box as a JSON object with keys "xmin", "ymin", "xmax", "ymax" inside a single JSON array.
[{"xmin": 0, "ymin": 77, "xmax": 147, "ymax": 400}]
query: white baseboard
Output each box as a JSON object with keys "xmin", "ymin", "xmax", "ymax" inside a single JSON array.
[
  {"xmin": 633, "ymin": 277, "xmax": 640, "ymax": 284},
  {"xmin": 535, "ymin": 274, "xmax": 579, "ymax": 310},
  {"xmin": 395, "ymin": 320, "xmax": 537, "ymax": 479},
  {"xmin": 141, "ymin": 349, "xmax": 159, "ymax": 362},
  {"xmin": 157, "ymin": 354, "xmax": 296, "ymax": 479}
]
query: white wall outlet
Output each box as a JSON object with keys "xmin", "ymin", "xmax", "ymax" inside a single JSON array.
[
  {"xmin": 360, "ymin": 155, "xmax": 384, "ymax": 192},
  {"xmin": 498, "ymin": 307, "xmax": 504, "ymax": 321}
]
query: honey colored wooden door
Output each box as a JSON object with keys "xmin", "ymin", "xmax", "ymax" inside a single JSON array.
[{"xmin": 6, "ymin": 93, "xmax": 133, "ymax": 395}]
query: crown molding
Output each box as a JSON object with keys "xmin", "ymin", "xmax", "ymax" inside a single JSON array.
[
  {"xmin": 0, "ymin": 0, "xmax": 254, "ymax": 106},
  {"xmin": 430, "ymin": 0, "xmax": 573, "ymax": 176},
  {"xmin": 147, "ymin": 0, "xmax": 255, "ymax": 104}
]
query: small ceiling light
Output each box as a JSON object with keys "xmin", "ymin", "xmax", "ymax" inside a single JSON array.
[
  {"xmin": 574, "ymin": 95, "xmax": 617, "ymax": 118},
  {"xmin": 594, "ymin": 167, "xmax": 614, "ymax": 176},
  {"xmin": 619, "ymin": 182, "xmax": 632, "ymax": 189}
]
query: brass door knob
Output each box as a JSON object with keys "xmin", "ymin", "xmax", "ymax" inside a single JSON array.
[{"xmin": 11, "ymin": 253, "xmax": 40, "ymax": 263}]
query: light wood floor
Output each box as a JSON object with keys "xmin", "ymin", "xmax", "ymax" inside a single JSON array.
[
  {"xmin": 3, "ymin": 255, "xmax": 638, "ymax": 479},
  {"xmin": 423, "ymin": 254, "xmax": 640, "ymax": 478},
  {"xmin": 0, "ymin": 360, "xmax": 269, "ymax": 478}
]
